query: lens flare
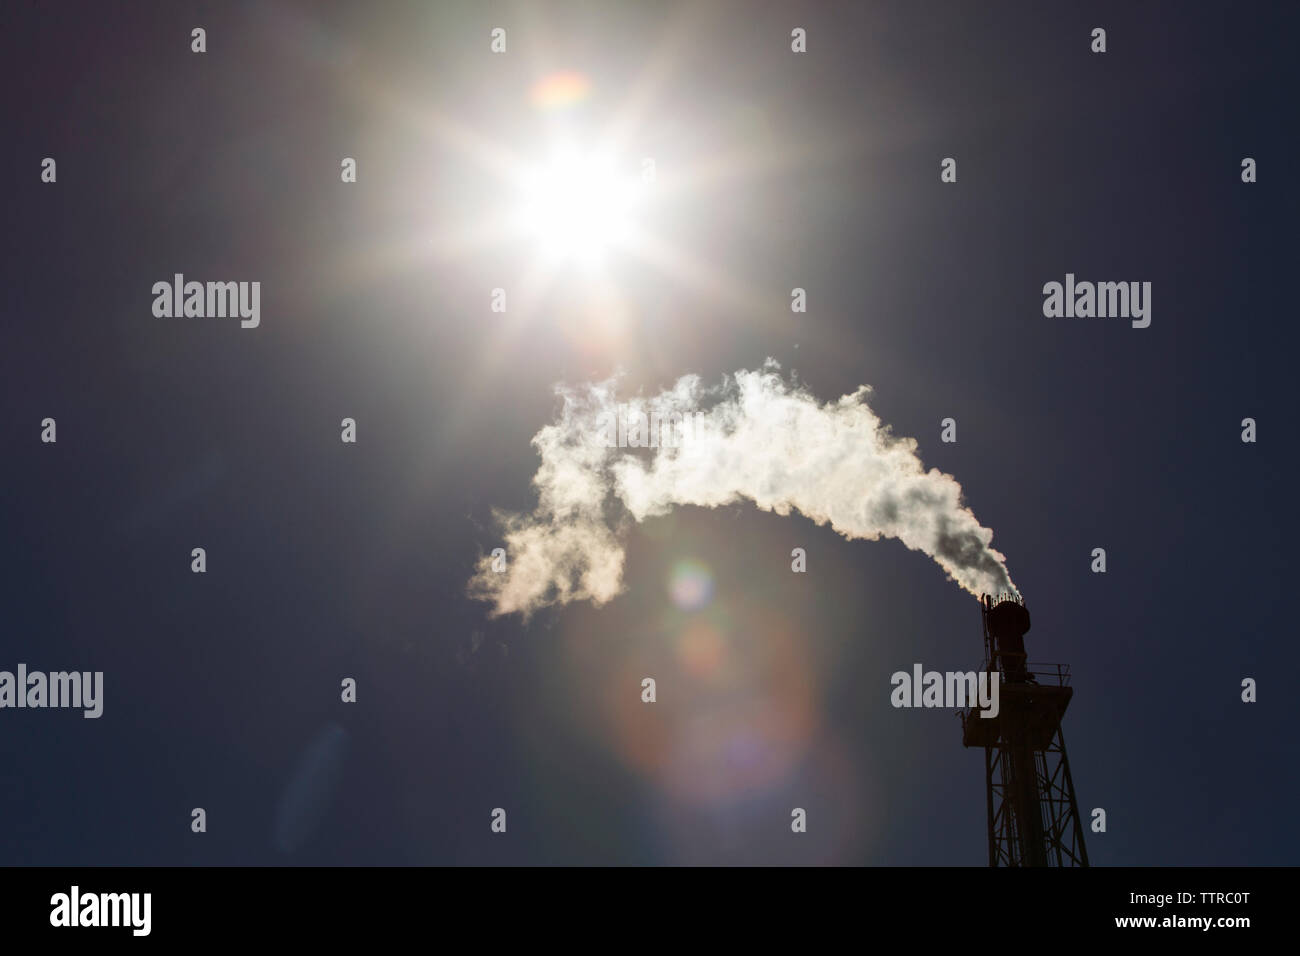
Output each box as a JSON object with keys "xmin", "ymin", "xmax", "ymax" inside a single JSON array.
[
  {"xmin": 676, "ymin": 620, "xmax": 726, "ymax": 679},
  {"xmin": 668, "ymin": 558, "xmax": 714, "ymax": 611},
  {"xmin": 529, "ymin": 70, "xmax": 592, "ymax": 110}
]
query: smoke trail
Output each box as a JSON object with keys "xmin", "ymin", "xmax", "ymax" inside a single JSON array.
[{"xmin": 469, "ymin": 359, "xmax": 1016, "ymax": 618}]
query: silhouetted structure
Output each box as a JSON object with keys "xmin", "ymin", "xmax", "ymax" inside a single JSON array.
[{"xmin": 960, "ymin": 594, "xmax": 1089, "ymax": 866}]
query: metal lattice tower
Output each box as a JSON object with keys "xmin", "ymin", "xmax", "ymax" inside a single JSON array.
[{"xmin": 959, "ymin": 594, "xmax": 1089, "ymax": 867}]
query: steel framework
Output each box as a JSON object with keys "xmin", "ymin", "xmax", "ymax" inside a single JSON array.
[{"xmin": 960, "ymin": 594, "xmax": 1089, "ymax": 867}]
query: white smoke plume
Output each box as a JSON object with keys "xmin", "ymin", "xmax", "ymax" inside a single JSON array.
[{"xmin": 470, "ymin": 360, "xmax": 1016, "ymax": 618}]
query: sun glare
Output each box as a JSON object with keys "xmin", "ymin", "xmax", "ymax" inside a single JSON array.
[{"xmin": 515, "ymin": 147, "xmax": 644, "ymax": 268}]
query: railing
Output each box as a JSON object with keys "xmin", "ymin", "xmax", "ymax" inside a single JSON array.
[
  {"xmin": 1022, "ymin": 661, "xmax": 1071, "ymax": 687},
  {"xmin": 957, "ymin": 661, "xmax": 1075, "ymax": 736},
  {"xmin": 970, "ymin": 659, "xmax": 1072, "ymax": 687}
]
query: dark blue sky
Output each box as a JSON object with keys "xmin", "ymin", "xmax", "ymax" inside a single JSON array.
[{"xmin": 2, "ymin": 0, "xmax": 1296, "ymax": 865}]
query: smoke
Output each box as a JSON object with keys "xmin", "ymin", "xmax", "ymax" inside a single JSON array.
[{"xmin": 469, "ymin": 359, "xmax": 1016, "ymax": 618}]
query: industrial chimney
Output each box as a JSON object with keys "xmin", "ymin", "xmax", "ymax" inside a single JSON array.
[{"xmin": 960, "ymin": 593, "xmax": 1089, "ymax": 866}]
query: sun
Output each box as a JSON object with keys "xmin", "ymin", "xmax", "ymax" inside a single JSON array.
[{"xmin": 514, "ymin": 146, "xmax": 646, "ymax": 269}]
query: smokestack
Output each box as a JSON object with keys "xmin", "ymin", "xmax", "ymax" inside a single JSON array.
[{"xmin": 984, "ymin": 593, "xmax": 1030, "ymax": 681}]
